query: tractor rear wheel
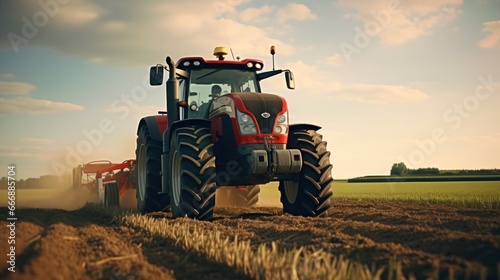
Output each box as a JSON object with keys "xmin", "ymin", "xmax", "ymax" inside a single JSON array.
[
  {"xmin": 169, "ymin": 126, "xmax": 216, "ymax": 220},
  {"xmin": 279, "ymin": 129, "xmax": 333, "ymax": 216},
  {"xmin": 216, "ymin": 185, "xmax": 260, "ymax": 208},
  {"xmin": 136, "ymin": 125, "xmax": 170, "ymax": 213},
  {"xmin": 104, "ymin": 182, "xmax": 119, "ymax": 207}
]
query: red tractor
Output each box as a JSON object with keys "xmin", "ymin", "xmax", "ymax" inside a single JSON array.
[{"xmin": 137, "ymin": 46, "xmax": 333, "ymax": 220}]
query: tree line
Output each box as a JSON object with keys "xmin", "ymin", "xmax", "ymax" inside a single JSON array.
[
  {"xmin": 0, "ymin": 174, "xmax": 72, "ymax": 189},
  {"xmin": 390, "ymin": 162, "xmax": 500, "ymax": 176}
]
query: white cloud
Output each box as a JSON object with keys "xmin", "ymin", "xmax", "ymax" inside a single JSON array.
[
  {"xmin": 0, "ymin": 97, "xmax": 83, "ymax": 114},
  {"xmin": 277, "ymin": 3, "xmax": 317, "ymax": 23},
  {"xmin": 240, "ymin": 5, "xmax": 275, "ymax": 23},
  {"xmin": 0, "ymin": 79, "xmax": 83, "ymax": 114},
  {"xmin": 54, "ymin": 2, "xmax": 100, "ymax": 25},
  {"xmin": 238, "ymin": 3, "xmax": 317, "ymax": 24},
  {"xmin": 281, "ymin": 60, "xmax": 343, "ymax": 94},
  {"xmin": 0, "ymin": 81, "xmax": 35, "ymax": 96},
  {"xmin": 338, "ymin": 0, "xmax": 463, "ymax": 45},
  {"xmin": 263, "ymin": 59, "xmax": 429, "ymax": 104},
  {"xmin": 0, "ymin": 1, "xmax": 296, "ymax": 65},
  {"xmin": 479, "ymin": 20, "xmax": 500, "ymax": 49},
  {"xmin": 334, "ymin": 84, "xmax": 429, "ymax": 104},
  {"xmin": 325, "ymin": 53, "xmax": 346, "ymax": 67}
]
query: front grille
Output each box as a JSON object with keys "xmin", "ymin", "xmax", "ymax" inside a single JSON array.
[{"xmin": 238, "ymin": 93, "xmax": 283, "ymax": 133}]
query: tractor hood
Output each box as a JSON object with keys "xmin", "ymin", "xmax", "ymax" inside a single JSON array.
[
  {"xmin": 235, "ymin": 92, "xmax": 285, "ymax": 133},
  {"xmin": 210, "ymin": 92, "xmax": 287, "ymax": 134}
]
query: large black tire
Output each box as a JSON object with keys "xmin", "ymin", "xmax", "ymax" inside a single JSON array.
[
  {"xmin": 169, "ymin": 126, "xmax": 216, "ymax": 220},
  {"xmin": 104, "ymin": 182, "xmax": 119, "ymax": 207},
  {"xmin": 279, "ymin": 129, "xmax": 333, "ymax": 216},
  {"xmin": 135, "ymin": 125, "xmax": 170, "ymax": 213},
  {"xmin": 215, "ymin": 185, "xmax": 260, "ymax": 208}
]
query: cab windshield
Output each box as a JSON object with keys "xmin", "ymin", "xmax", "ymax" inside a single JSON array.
[{"xmin": 187, "ymin": 69, "xmax": 259, "ymax": 117}]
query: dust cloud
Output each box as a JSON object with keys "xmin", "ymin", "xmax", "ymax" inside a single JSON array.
[
  {"xmin": 16, "ymin": 187, "xmax": 98, "ymax": 210},
  {"xmin": 3, "ymin": 187, "xmax": 138, "ymax": 211},
  {"xmin": 120, "ymin": 189, "xmax": 138, "ymax": 210},
  {"xmin": 3, "ymin": 184, "xmax": 279, "ymax": 211},
  {"xmin": 255, "ymin": 184, "xmax": 282, "ymax": 207}
]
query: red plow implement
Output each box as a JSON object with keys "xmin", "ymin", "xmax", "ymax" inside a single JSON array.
[{"xmin": 72, "ymin": 160, "xmax": 136, "ymax": 207}]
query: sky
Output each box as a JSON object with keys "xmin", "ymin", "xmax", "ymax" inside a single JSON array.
[{"xmin": 0, "ymin": 0, "xmax": 499, "ymax": 180}]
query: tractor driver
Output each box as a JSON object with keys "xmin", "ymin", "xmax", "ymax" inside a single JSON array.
[
  {"xmin": 197, "ymin": 85, "xmax": 221, "ymax": 118},
  {"xmin": 209, "ymin": 85, "xmax": 222, "ymax": 100}
]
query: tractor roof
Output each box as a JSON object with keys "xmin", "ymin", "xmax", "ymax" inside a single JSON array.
[{"xmin": 176, "ymin": 57, "xmax": 264, "ymax": 71}]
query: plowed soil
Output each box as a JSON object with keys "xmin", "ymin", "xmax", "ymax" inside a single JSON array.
[{"xmin": 1, "ymin": 198, "xmax": 499, "ymax": 279}]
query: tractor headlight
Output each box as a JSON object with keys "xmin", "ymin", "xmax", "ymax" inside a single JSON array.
[
  {"xmin": 240, "ymin": 113, "xmax": 251, "ymax": 123},
  {"xmin": 274, "ymin": 112, "xmax": 288, "ymax": 134},
  {"xmin": 237, "ymin": 110, "xmax": 257, "ymax": 135},
  {"xmin": 277, "ymin": 113, "xmax": 287, "ymax": 124},
  {"xmin": 274, "ymin": 125, "xmax": 287, "ymax": 134},
  {"xmin": 242, "ymin": 125, "xmax": 257, "ymax": 134}
]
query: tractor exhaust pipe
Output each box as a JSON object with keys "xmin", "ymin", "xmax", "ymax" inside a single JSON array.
[{"xmin": 166, "ymin": 56, "xmax": 179, "ymax": 126}]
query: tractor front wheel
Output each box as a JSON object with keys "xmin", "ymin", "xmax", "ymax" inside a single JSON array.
[
  {"xmin": 136, "ymin": 125, "xmax": 170, "ymax": 213},
  {"xmin": 279, "ymin": 129, "xmax": 333, "ymax": 217},
  {"xmin": 169, "ymin": 126, "xmax": 216, "ymax": 220}
]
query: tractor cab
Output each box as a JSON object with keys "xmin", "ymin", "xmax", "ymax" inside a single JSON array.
[{"xmin": 150, "ymin": 46, "xmax": 295, "ymax": 120}]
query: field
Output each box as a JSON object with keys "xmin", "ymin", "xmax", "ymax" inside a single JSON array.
[{"xmin": 1, "ymin": 181, "xmax": 499, "ymax": 279}]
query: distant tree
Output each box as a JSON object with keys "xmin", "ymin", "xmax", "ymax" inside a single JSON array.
[
  {"xmin": 390, "ymin": 162, "xmax": 408, "ymax": 176},
  {"xmin": 390, "ymin": 165, "xmax": 499, "ymax": 177},
  {"xmin": 411, "ymin": 167, "xmax": 440, "ymax": 175}
]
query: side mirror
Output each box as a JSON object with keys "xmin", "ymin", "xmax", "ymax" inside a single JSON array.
[
  {"xmin": 285, "ymin": 70, "xmax": 295, "ymax": 90},
  {"xmin": 150, "ymin": 65, "xmax": 164, "ymax": 86}
]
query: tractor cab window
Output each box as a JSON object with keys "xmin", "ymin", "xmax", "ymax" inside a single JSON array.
[{"xmin": 187, "ymin": 69, "xmax": 259, "ymax": 118}]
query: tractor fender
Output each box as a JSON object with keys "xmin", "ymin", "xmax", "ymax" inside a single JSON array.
[
  {"xmin": 137, "ymin": 115, "xmax": 168, "ymax": 142},
  {"xmin": 289, "ymin": 123, "xmax": 322, "ymax": 133},
  {"xmin": 163, "ymin": 119, "xmax": 211, "ymax": 154}
]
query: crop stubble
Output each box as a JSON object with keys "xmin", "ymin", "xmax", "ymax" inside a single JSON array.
[{"xmin": 0, "ymin": 199, "xmax": 499, "ymax": 279}]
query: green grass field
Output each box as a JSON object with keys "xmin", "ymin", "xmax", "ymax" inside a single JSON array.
[
  {"xmin": 258, "ymin": 180, "xmax": 500, "ymax": 209},
  {"xmin": 334, "ymin": 180, "xmax": 500, "ymax": 208}
]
